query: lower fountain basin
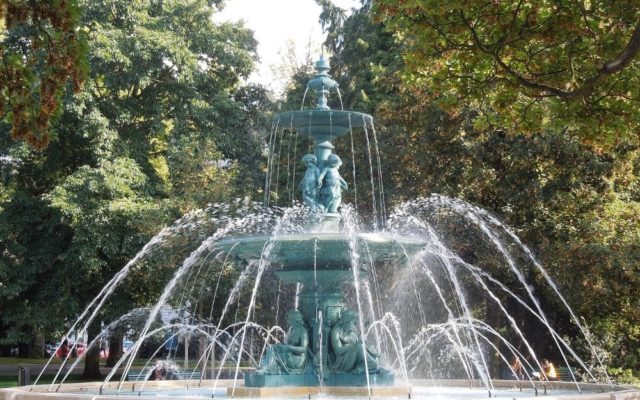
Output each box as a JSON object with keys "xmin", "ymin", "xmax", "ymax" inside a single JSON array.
[
  {"xmin": 2, "ymin": 380, "xmax": 636, "ymax": 400},
  {"xmin": 217, "ymin": 232, "xmax": 425, "ymax": 270}
]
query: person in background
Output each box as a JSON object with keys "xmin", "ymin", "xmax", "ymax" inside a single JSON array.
[
  {"xmin": 541, "ymin": 359, "xmax": 557, "ymax": 381},
  {"xmin": 148, "ymin": 361, "xmax": 178, "ymax": 380},
  {"xmin": 511, "ymin": 356, "xmax": 524, "ymax": 380},
  {"xmin": 99, "ymin": 338, "xmax": 107, "ymax": 358},
  {"xmin": 56, "ymin": 339, "xmax": 69, "ymax": 359},
  {"xmin": 149, "ymin": 363, "xmax": 166, "ymax": 380}
]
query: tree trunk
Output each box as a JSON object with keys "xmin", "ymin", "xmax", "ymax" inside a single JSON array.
[
  {"xmin": 23, "ymin": 329, "xmax": 45, "ymax": 358},
  {"xmin": 32, "ymin": 331, "xmax": 46, "ymax": 358},
  {"xmin": 106, "ymin": 333, "xmax": 123, "ymax": 368},
  {"xmin": 82, "ymin": 323, "xmax": 102, "ymax": 380}
]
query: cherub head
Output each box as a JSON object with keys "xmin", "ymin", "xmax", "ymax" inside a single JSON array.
[
  {"xmin": 326, "ymin": 154, "xmax": 342, "ymax": 168},
  {"xmin": 336, "ymin": 309, "xmax": 358, "ymax": 331},
  {"xmin": 301, "ymin": 154, "xmax": 317, "ymax": 167},
  {"xmin": 287, "ymin": 310, "xmax": 305, "ymax": 327}
]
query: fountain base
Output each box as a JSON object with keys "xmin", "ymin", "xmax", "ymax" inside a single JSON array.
[
  {"xmin": 2, "ymin": 380, "xmax": 637, "ymax": 400},
  {"xmin": 229, "ymin": 384, "xmax": 410, "ymax": 398},
  {"xmin": 245, "ymin": 371, "xmax": 395, "ymax": 388},
  {"xmin": 245, "ymin": 373, "xmax": 319, "ymax": 387}
]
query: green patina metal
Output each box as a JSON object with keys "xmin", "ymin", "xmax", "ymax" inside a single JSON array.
[
  {"xmin": 218, "ymin": 56, "xmax": 425, "ymax": 388},
  {"xmin": 219, "ymin": 232, "xmax": 424, "ymax": 269},
  {"xmin": 306, "ymin": 55, "xmax": 338, "ymax": 111}
]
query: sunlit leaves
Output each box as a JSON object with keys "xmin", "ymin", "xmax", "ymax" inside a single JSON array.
[
  {"xmin": 0, "ymin": 0, "xmax": 270, "ymax": 355},
  {"xmin": 374, "ymin": 0, "xmax": 640, "ymax": 147},
  {"xmin": 317, "ymin": 2, "xmax": 640, "ymax": 378},
  {"xmin": 1, "ymin": 0, "xmax": 88, "ymax": 149}
]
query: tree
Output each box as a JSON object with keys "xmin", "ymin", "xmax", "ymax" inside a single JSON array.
[
  {"xmin": 307, "ymin": 1, "xmax": 640, "ymax": 380},
  {"xmin": 0, "ymin": 0, "xmax": 270, "ymax": 371},
  {"xmin": 1, "ymin": 0, "xmax": 88, "ymax": 149},
  {"xmin": 373, "ymin": 0, "xmax": 640, "ymax": 147}
]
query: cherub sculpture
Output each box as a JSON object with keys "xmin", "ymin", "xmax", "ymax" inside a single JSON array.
[
  {"xmin": 298, "ymin": 154, "xmax": 321, "ymax": 209},
  {"xmin": 317, "ymin": 154, "xmax": 348, "ymax": 213}
]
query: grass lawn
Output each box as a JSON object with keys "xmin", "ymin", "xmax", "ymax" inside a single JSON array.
[
  {"xmin": 0, "ymin": 377, "xmax": 17, "ymax": 388},
  {"xmin": 0, "ymin": 357, "xmax": 61, "ymax": 365},
  {"xmin": 0, "ymin": 374, "xmax": 126, "ymax": 389}
]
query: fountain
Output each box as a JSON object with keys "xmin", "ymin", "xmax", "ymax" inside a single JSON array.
[
  {"xmin": 1, "ymin": 56, "xmax": 639, "ymax": 400},
  {"xmin": 215, "ymin": 55, "xmax": 423, "ymax": 396}
]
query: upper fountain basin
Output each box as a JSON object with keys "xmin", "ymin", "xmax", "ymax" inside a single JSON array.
[
  {"xmin": 217, "ymin": 231, "xmax": 425, "ymax": 271},
  {"xmin": 275, "ymin": 109, "xmax": 373, "ymax": 138}
]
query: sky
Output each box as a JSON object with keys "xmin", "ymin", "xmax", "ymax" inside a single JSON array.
[{"xmin": 213, "ymin": 0, "xmax": 360, "ymax": 96}]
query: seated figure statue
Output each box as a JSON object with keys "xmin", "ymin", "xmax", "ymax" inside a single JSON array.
[
  {"xmin": 317, "ymin": 154, "xmax": 348, "ymax": 213},
  {"xmin": 330, "ymin": 309, "xmax": 379, "ymax": 374},
  {"xmin": 256, "ymin": 310, "xmax": 309, "ymax": 375}
]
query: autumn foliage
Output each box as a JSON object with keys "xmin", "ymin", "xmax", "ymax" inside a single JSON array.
[{"xmin": 1, "ymin": 0, "xmax": 87, "ymax": 149}]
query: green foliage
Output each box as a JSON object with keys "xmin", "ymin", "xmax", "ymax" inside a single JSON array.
[
  {"xmin": 310, "ymin": 1, "xmax": 640, "ymax": 375},
  {"xmin": 373, "ymin": 0, "xmax": 640, "ymax": 148},
  {"xmin": 0, "ymin": 0, "xmax": 271, "ymax": 358},
  {"xmin": 1, "ymin": 0, "xmax": 88, "ymax": 149}
]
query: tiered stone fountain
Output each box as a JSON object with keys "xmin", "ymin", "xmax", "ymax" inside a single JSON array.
[{"xmin": 218, "ymin": 56, "xmax": 424, "ymax": 396}]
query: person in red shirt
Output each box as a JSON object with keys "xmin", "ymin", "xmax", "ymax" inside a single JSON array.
[{"xmin": 56, "ymin": 339, "xmax": 70, "ymax": 359}]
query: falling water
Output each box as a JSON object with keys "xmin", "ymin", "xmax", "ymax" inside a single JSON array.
[
  {"xmin": 408, "ymin": 244, "xmax": 474, "ymax": 379},
  {"xmin": 423, "ymin": 195, "xmax": 592, "ymax": 384},
  {"xmin": 264, "ymin": 120, "xmax": 278, "ymax": 206},
  {"xmin": 86, "ymin": 204, "xmax": 285, "ymax": 391},
  {"xmin": 294, "ymin": 283, "xmax": 302, "ymax": 310},
  {"xmin": 415, "ymin": 222, "xmax": 535, "ymax": 385},
  {"xmin": 265, "ymin": 119, "xmax": 280, "ymax": 206},
  {"xmin": 341, "ymin": 207, "xmax": 372, "ymax": 396},
  {"xmin": 208, "ymin": 243, "xmax": 241, "ymax": 321},
  {"xmin": 274, "ymin": 280, "xmax": 282, "ymax": 325},
  {"xmin": 424, "ymin": 242, "xmax": 493, "ymax": 389},
  {"xmin": 329, "ymin": 110, "xmax": 334, "ymax": 141},
  {"xmin": 317, "ymin": 310, "xmax": 325, "ymax": 389},
  {"xmin": 348, "ymin": 113, "xmax": 358, "ymax": 214},
  {"xmin": 301, "ymin": 87, "xmax": 309, "ymax": 110},
  {"xmin": 39, "ymin": 207, "xmax": 214, "ymax": 389},
  {"xmin": 285, "ymin": 120, "xmax": 293, "ymax": 205},
  {"xmin": 386, "ymin": 196, "xmax": 612, "ymax": 386},
  {"xmin": 368, "ymin": 119, "xmax": 387, "ymax": 224},
  {"xmin": 230, "ymin": 207, "xmax": 302, "ymax": 396},
  {"xmin": 291, "ymin": 129, "xmax": 299, "ymax": 206},
  {"xmin": 362, "ymin": 115, "xmax": 379, "ymax": 231},
  {"xmin": 367, "ymin": 313, "xmax": 409, "ymax": 383},
  {"xmin": 273, "ymin": 126, "xmax": 286, "ymax": 206},
  {"xmin": 111, "ymin": 220, "xmax": 246, "ymax": 391},
  {"xmin": 36, "ymin": 194, "xmax": 615, "ymax": 398},
  {"xmin": 461, "ymin": 197, "xmax": 610, "ymax": 383},
  {"xmin": 29, "ymin": 50, "xmax": 621, "ymax": 399}
]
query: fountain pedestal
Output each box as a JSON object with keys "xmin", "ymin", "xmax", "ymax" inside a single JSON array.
[{"xmin": 219, "ymin": 226, "xmax": 425, "ymax": 388}]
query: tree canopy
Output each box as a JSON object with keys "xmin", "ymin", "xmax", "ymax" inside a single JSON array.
[
  {"xmin": 1, "ymin": 0, "xmax": 88, "ymax": 149},
  {"xmin": 373, "ymin": 0, "xmax": 640, "ymax": 147},
  {"xmin": 0, "ymin": 0, "xmax": 272, "ymax": 365},
  {"xmin": 1, "ymin": 0, "xmax": 639, "ymax": 385},
  {"xmin": 307, "ymin": 0, "xmax": 640, "ymax": 381}
]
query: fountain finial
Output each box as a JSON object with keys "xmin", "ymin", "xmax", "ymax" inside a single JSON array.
[{"xmin": 307, "ymin": 55, "xmax": 338, "ymax": 110}]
